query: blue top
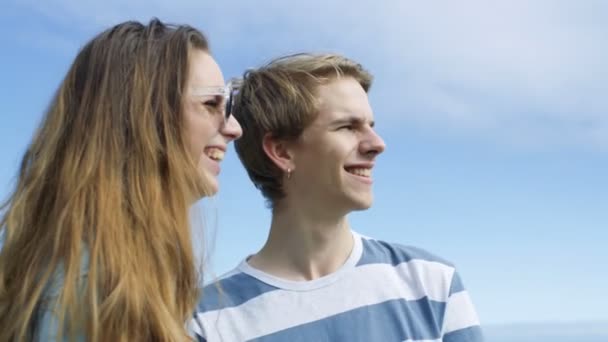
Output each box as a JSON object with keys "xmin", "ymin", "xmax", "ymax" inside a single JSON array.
[{"xmin": 30, "ymin": 252, "xmax": 89, "ymax": 341}]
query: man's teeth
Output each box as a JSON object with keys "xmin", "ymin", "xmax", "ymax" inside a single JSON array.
[
  {"xmin": 346, "ymin": 168, "xmax": 371, "ymax": 177},
  {"xmin": 205, "ymin": 148, "xmax": 225, "ymax": 161}
]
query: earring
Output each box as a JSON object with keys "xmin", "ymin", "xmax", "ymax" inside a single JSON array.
[{"xmin": 286, "ymin": 168, "xmax": 292, "ymax": 179}]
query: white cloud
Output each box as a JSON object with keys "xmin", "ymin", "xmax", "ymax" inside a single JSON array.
[
  {"xmin": 13, "ymin": 0, "xmax": 608, "ymax": 149},
  {"xmin": 358, "ymin": 1, "xmax": 608, "ymax": 149}
]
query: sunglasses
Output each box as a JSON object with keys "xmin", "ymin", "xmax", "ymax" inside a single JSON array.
[{"xmin": 190, "ymin": 79, "xmax": 240, "ymax": 121}]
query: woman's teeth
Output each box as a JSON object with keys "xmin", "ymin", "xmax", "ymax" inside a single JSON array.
[{"xmin": 205, "ymin": 148, "xmax": 225, "ymax": 161}]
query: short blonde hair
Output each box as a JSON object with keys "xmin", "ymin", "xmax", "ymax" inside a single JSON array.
[{"xmin": 233, "ymin": 53, "xmax": 373, "ymax": 207}]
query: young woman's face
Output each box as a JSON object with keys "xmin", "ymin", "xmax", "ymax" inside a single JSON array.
[{"xmin": 183, "ymin": 49, "xmax": 242, "ymax": 195}]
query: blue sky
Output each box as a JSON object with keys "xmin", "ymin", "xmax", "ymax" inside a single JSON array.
[{"xmin": 1, "ymin": 0, "xmax": 607, "ymax": 330}]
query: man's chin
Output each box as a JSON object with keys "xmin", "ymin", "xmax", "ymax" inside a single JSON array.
[{"xmin": 347, "ymin": 194, "xmax": 373, "ymax": 211}]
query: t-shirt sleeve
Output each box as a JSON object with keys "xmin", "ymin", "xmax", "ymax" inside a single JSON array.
[{"xmin": 442, "ymin": 271, "xmax": 485, "ymax": 342}]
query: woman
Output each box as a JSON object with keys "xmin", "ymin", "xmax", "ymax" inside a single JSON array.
[{"xmin": 0, "ymin": 19, "xmax": 242, "ymax": 341}]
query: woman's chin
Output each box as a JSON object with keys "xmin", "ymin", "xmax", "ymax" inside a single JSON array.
[{"xmin": 198, "ymin": 169, "xmax": 219, "ymax": 197}]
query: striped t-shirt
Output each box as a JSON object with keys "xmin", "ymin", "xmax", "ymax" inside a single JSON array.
[{"xmin": 191, "ymin": 232, "xmax": 483, "ymax": 341}]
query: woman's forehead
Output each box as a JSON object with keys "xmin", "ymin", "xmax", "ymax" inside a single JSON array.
[{"xmin": 188, "ymin": 50, "xmax": 225, "ymax": 88}]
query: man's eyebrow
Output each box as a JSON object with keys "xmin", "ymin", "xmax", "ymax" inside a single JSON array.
[{"xmin": 329, "ymin": 116, "xmax": 375, "ymax": 127}]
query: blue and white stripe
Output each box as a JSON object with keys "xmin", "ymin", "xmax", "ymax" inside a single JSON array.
[{"xmin": 192, "ymin": 232, "xmax": 483, "ymax": 341}]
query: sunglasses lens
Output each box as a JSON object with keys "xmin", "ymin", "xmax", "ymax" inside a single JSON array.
[{"xmin": 225, "ymin": 93, "xmax": 232, "ymax": 119}]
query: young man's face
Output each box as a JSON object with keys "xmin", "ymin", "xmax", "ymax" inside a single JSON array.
[{"xmin": 288, "ymin": 77, "xmax": 386, "ymax": 213}]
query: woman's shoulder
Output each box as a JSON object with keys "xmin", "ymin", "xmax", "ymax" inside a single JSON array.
[{"xmin": 32, "ymin": 252, "xmax": 90, "ymax": 341}]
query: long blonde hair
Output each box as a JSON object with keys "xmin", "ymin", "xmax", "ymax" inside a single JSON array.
[{"xmin": 0, "ymin": 19, "xmax": 211, "ymax": 341}]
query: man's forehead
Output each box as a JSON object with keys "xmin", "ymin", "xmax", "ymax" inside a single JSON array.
[
  {"xmin": 315, "ymin": 94, "xmax": 373, "ymax": 124},
  {"xmin": 317, "ymin": 77, "xmax": 370, "ymax": 105}
]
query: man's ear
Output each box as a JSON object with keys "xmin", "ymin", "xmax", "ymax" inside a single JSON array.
[{"xmin": 262, "ymin": 133, "xmax": 295, "ymax": 172}]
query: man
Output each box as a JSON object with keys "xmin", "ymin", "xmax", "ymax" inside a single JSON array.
[{"xmin": 192, "ymin": 53, "xmax": 483, "ymax": 342}]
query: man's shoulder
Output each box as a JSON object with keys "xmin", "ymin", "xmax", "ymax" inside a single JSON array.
[
  {"xmin": 356, "ymin": 234, "xmax": 455, "ymax": 269},
  {"xmin": 196, "ymin": 267, "xmax": 278, "ymax": 313},
  {"xmin": 355, "ymin": 234, "xmax": 460, "ymax": 301}
]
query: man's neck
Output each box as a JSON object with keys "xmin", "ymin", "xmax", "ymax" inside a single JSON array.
[{"xmin": 248, "ymin": 204, "xmax": 354, "ymax": 281}]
